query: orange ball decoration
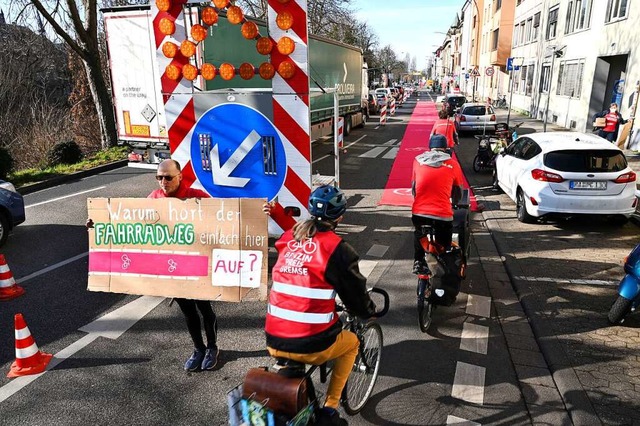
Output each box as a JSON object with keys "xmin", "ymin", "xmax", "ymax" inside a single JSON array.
[
  {"xmin": 191, "ymin": 24, "xmax": 208, "ymax": 42},
  {"xmin": 227, "ymin": 6, "xmax": 244, "ymax": 24},
  {"xmin": 277, "ymin": 36, "xmax": 295, "ymax": 55},
  {"xmin": 241, "ymin": 21, "xmax": 259, "ymax": 40},
  {"xmin": 156, "ymin": 0, "xmax": 171, "ymax": 12},
  {"xmin": 165, "ymin": 64, "xmax": 181, "ymax": 81},
  {"xmin": 276, "ymin": 11, "xmax": 293, "ymax": 30},
  {"xmin": 158, "ymin": 17, "xmax": 176, "ymax": 35},
  {"xmin": 259, "ymin": 62, "xmax": 276, "ymax": 80},
  {"xmin": 180, "ymin": 40, "xmax": 197, "ymax": 58},
  {"xmin": 201, "ymin": 7, "xmax": 218, "ymax": 26},
  {"xmin": 239, "ymin": 63, "xmax": 255, "ymax": 80},
  {"xmin": 256, "ymin": 37, "xmax": 273, "ymax": 55},
  {"xmin": 277, "ymin": 60, "xmax": 296, "ymax": 79},
  {"xmin": 201, "ymin": 63, "xmax": 217, "ymax": 80},
  {"xmin": 182, "ymin": 64, "xmax": 198, "ymax": 81},
  {"xmin": 213, "ymin": 0, "xmax": 229, "ymax": 8},
  {"xmin": 162, "ymin": 42, "xmax": 179, "ymax": 58},
  {"xmin": 219, "ymin": 63, "xmax": 236, "ymax": 80}
]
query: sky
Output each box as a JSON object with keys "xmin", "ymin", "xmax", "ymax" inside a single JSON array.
[{"xmin": 351, "ymin": 0, "xmax": 464, "ymax": 71}]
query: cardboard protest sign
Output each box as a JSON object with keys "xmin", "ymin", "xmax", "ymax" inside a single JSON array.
[{"xmin": 87, "ymin": 197, "xmax": 268, "ymax": 302}]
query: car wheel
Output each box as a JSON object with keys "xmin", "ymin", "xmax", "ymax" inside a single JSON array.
[
  {"xmin": 0, "ymin": 213, "xmax": 9, "ymax": 247},
  {"xmin": 516, "ymin": 189, "xmax": 535, "ymax": 223},
  {"xmin": 344, "ymin": 115, "xmax": 352, "ymax": 136}
]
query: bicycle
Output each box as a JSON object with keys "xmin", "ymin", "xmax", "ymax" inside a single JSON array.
[{"xmin": 228, "ymin": 287, "xmax": 390, "ymax": 425}]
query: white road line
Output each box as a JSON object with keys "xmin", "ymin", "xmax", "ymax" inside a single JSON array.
[
  {"xmin": 18, "ymin": 252, "xmax": 88, "ymax": 283},
  {"xmin": 359, "ymin": 147, "xmax": 387, "ymax": 158},
  {"xmin": 514, "ymin": 276, "xmax": 617, "ymax": 286},
  {"xmin": 359, "ymin": 260, "xmax": 378, "ymax": 278},
  {"xmin": 0, "ymin": 296, "xmax": 164, "ymax": 402},
  {"xmin": 26, "ymin": 186, "xmax": 106, "ymax": 208},
  {"xmin": 466, "ymin": 294, "xmax": 492, "ymax": 318},
  {"xmin": 312, "ymin": 155, "xmax": 331, "ymax": 164},
  {"xmin": 460, "ymin": 322, "xmax": 489, "ymax": 355},
  {"xmin": 382, "ymin": 147, "xmax": 399, "ymax": 159},
  {"xmin": 345, "ymin": 135, "xmax": 367, "ymax": 149},
  {"xmin": 452, "ymin": 362, "xmax": 486, "ymax": 404},
  {"xmin": 366, "ymin": 244, "xmax": 388, "ymax": 258},
  {"xmin": 382, "ymin": 139, "xmax": 398, "ymax": 146},
  {"xmin": 447, "ymin": 415, "xmax": 481, "ymax": 425}
]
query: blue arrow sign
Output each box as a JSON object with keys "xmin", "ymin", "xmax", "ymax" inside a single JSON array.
[
  {"xmin": 191, "ymin": 103, "xmax": 286, "ymax": 200},
  {"xmin": 507, "ymin": 57, "xmax": 513, "ymax": 71}
]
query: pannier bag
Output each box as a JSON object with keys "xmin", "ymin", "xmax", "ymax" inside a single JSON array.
[{"xmin": 425, "ymin": 247, "xmax": 464, "ymax": 306}]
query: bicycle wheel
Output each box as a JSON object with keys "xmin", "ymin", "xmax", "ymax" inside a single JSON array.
[
  {"xmin": 472, "ymin": 155, "xmax": 482, "ymax": 172},
  {"xmin": 417, "ymin": 278, "xmax": 433, "ymax": 332},
  {"xmin": 341, "ymin": 322, "xmax": 383, "ymax": 415}
]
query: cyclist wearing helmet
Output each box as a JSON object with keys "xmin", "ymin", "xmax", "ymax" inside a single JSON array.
[
  {"xmin": 411, "ymin": 135, "xmax": 464, "ymax": 274},
  {"xmin": 264, "ymin": 185, "xmax": 376, "ymax": 425}
]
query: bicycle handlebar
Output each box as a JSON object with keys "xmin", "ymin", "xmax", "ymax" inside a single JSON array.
[{"xmin": 369, "ymin": 287, "xmax": 389, "ymax": 318}]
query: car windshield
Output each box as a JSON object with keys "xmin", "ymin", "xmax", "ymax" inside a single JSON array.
[
  {"xmin": 544, "ymin": 149, "xmax": 627, "ymax": 172},
  {"xmin": 463, "ymin": 106, "xmax": 488, "ymax": 115},
  {"xmin": 448, "ymin": 97, "xmax": 466, "ymax": 107}
]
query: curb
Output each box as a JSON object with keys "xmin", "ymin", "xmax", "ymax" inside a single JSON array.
[{"xmin": 16, "ymin": 160, "xmax": 129, "ymax": 195}]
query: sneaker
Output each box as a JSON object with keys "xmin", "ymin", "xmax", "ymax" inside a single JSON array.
[
  {"xmin": 316, "ymin": 407, "xmax": 348, "ymax": 426},
  {"xmin": 184, "ymin": 349, "xmax": 205, "ymax": 372},
  {"xmin": 201, "ymin": 348, "xmax": 219, "ymax": 370},
  {"xmin": 412, "ymin": 260, "xmax": 429, "ymax": 275}
]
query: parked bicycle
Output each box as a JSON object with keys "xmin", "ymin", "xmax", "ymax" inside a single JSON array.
[
  {"xmin": 472, "ymin": 122, "xmax": 524, "ymax": 173},
  {"xmin": 492, "ymin": 95, "xmax": 508, "ymax": 109},
  {"xmin": 228, "ymin": 287, "xmax": 390, "ymax": 425}
]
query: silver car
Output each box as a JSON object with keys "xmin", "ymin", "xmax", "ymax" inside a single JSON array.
[{"xmin": 455, "ymin": 103, "xmax": 496, "ymax": 134}]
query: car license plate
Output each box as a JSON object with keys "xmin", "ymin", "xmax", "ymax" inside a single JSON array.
[{"xmin": 570, "ymin": 180, "xmax": 607, "ymax": 190}]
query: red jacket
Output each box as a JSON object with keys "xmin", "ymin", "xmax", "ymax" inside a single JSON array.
[
  {"xmin": 412, "ymin": 151, "xmax": 462, "ymax": 219},
  {"xmin": 431, "ymin": 119, "xmax": 457, "ymax": 148},
  {"xmin": 148, "ymin": 184, "xmax": 209, "ymax": 199}
]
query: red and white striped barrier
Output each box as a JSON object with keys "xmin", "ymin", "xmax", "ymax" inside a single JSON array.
[
  {"xmin": 390, "ymin": 97, "xmax": 396, "ymax": 116},
  {"xmin": 337, "ymin": 117, "xmax": 344, "ymax": 149},
  {"xmin": 380, "ymin": 104, "xmax": 387, "ymax": 126},
  {"xmin": 7, "ymin": 313, "xmax": 52, "ymax": 377}
]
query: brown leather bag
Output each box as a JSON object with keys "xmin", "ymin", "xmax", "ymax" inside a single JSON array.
[{"xmin": 242, "ymin": 367, "xmax": 309, "ymax": 417}]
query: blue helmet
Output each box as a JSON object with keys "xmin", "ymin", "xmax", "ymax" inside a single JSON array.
[
  {"xmin": 308, "ymin": 185, "xmax": 347, "ymax": 220},
  {"xmin": 429, "ymin": 134, "xmax": 448, "ymax": 149}
]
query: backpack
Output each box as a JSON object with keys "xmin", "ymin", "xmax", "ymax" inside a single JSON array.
[{"xmin": 425, "ymin": 247, "xmax": 464, "ymax": 306}]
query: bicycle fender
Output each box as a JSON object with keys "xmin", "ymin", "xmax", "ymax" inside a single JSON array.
[{"xmin": 618, "ymin": 274, "xmax": 640, "ymax": 300}]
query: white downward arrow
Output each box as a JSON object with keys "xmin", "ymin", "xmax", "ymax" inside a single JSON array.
[{"xmin": 210, "ymin": 130, "xmax": 261, "ymax": 187}]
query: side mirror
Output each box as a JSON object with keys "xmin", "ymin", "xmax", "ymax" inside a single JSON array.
[
  {"xmin": 283, "ymin": 206, "xmax": 301, "ymax": 217},
  {"xmin": 499, "ymin": 148, "xmax": 506, "ymax": 156}
]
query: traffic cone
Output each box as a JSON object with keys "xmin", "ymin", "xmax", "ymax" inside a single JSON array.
[
  {"xmin": 0, "ymin": 254, "xmax": 24, "ymax": 301},
  {"xmin": 7, "ymin": 313, "xmax": 53, "ymax": 378}
]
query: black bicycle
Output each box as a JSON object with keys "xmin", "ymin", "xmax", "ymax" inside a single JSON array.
[{"xmin": 230, "ymin": 287, "xmax": 389, "ymax": 425}]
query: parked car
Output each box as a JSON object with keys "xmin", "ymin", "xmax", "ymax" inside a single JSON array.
[
  {"xmin": 0, "ymin": 180, "xmax": 25, "ymax": 246},
  {"xmin": 367, "ymin": 91, "xmax": 380, "ymax": 115},
  {"xmin": 444, "ymin": 94, "xmax": 467, "ymax": 116},
  {"xmin": 375, "ymin": 87, "xmax": 392, "ymax": 102},
  {"xmin": 375, "ymin": 92, "xmax": 390, "ymax": 108},
  {"xmin": 454, "ymin": 103, "xmax": 497, "ymax": 134},
  {"xmin": 494, "ymin": 132, "xmax": 637, "ymax": 224}
]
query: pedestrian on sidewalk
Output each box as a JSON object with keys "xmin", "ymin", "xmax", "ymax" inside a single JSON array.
[{"xmin": 593, "ymin": 103, "xmax": 628, "ymax": 143}]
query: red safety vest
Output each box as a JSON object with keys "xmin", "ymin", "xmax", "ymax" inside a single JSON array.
[
  {"xmin": 432, "ymin": 119, "xmax": 456, "ymax": 148},
  {"xmin": 265, "ymin": 230, "xmax": 342, "ymax": 339},
  {"xmin": 603, "ymin": 111, "xmax": 618, "ymax": 132}
]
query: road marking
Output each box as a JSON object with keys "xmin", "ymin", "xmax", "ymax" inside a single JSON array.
[
  {"xmin": 382, "ymin": 147, "xmax": 399, "ymax": 159},
  {"xmin": 366, "ymin": 244, "xmax": 388, "ymax": 258},
  {"xmin": 345, "ymin": 135, "xmax": 367, "ymax": 149},
  {"xmin": 383, "ymin": 139, "xmax": 398, "ymax": 146},
  {"xmin": 0, "ymin": 296, "xmax": 164, "ymax": 402},
  {"xmin": 460, "ymin": 322, "xmax": 489, "ymax": 355},
  {"xmin": 26, "ymin": 186, "xmax": 106, "ymax": 208},
  {"xmin": 514, "ymin": 276, "xmax": 617, "ymax": 286},
  {"xmin": 359, "ymin": 147, "xmax": 387, "ymax": 158},
  {"xmin": 18, "ymin": 252, "xmax": 88, "ymax": 283},
  {"xmin": 359, "ymin": 260, "xmax": 378, "ymax": 278},
  {"xmin": 466, "ymin": 294, "xmax": 491, "ymax": 318},
  {"xmin": 452, "ymin": 361, "xmax": 486, "ymax": 404},
  {"xmin": 447, "ymin": 415, "xmax": 481, "ymax": 425},
  {"xmin": 312, "ymin": 154, "xmax": 331, "ymax": 164}
]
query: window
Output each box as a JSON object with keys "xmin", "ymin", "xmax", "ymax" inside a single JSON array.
[
  {"xmin": 544, "ymin": 150, "xmax": 627, "ymax": 172},
  {"xmin": 547, "ymin": 7, "xmax": 559, "ymax": 39},
  {"xmin": 526, "ymin": 65, "xmax": 535, "ymax": 96},
  {"xmin": 526, "ymin": 18, "xmax": 533, "ymax": 42},
  {"xmin": 519, "ymin": 65, "xmax": 528, "ymax": 94},
  {"xmin": 540, "ymin": 64, "xmax": 551, "ymax": 93},
  {"xmin": 556, "ymin": 60, "xmax": 585, "ymax": 98},
  {"xmin": 532, "ymin": 12, "xmax": 541, "ymax": 40},
  {"xmin": 496, "ymin": 0, "xmax": 502, "ymax": 10},
  {"xmin": 606, "ymin": 0, "xmax": 629, "ymax": 22},
  {"xmin": 566, "ymin": 0, "xmax": 593, "ymax": 33},
  {"xmin": 513, "ymin": 24, "xmax": 521, "ymax": 47},
  {"xmin": 492, "ymin": 29, "xmax": 499, "ymax": 50},
  {"xmin": 520, "ymin": 22, "xmax": 526, "ymax": 45}
]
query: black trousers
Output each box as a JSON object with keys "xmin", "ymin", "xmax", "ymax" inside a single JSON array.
[
  {"xmin": 412, "ymin": 215, "xmax": 453, "ymax": 262},
  {"xmin": 175, "ymin": 298, "xmax": 218, "ymax": 351}
]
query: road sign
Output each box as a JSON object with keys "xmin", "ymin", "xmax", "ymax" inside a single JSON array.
[
  {"xmin": 507, "ymin": 57, "xmax": 513, "ymax": 71},
  {"xmin": 191, "ymin": 102, "xmax": 286, "ymax": 200},
  {"xmin": 485, "ymin": 67, "xmax": 494, "ymax": 77},
  {"xmin": 470, "ymin": 67, "xmax": 480, "ymax": 77}
]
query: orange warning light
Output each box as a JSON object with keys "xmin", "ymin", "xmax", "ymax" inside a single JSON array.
[
  {"xmin": 162, "ymin": 42, "xmax": 179, "ymax": 58},
  {"xmin": 213, "ymin": 0, "xmax": 229, "ymax": 8},
  {"xmin": 159, "ymin": 18, "xmax": 176, "ymax": 35},
  {"xmin": 256, "ymin": 37, "xmax": 273, "ymax": 55},
  {"xmin": 227, "ymin": 6, "xmax": 244, "ymax": 24},
  {"xmin": 201, "ymin": 7, "xmax": 218, "ymax": 25},
  {"xmin": 219, "ymin": 63, "xmax": 236, "ymax": 80},
  {"xmin": 241, "ymin": 21, "xmax": 259, "ymax": 40},
  {"xmin": 191, "ymin": 24, "xmax": 207, "ymax": 42},
  {"xmin": 201, "ymin": 63, "xmax": 217, "ymax": 80},
  {"xmin": 259, "ymin": 62, "xmax": 276, "ymax": 80},
  {"xmin": 276, "ymin": 11, "xmax": 293, "ymax": 30},
  {"xmin": 182, "ymin": 64, "xmax": 198, "ymax": 81},
  {"xmin": 180, "ymin": 40, "xmax": 196, "ymax": 57},
  {"xmin": 165, "ymin": 64, "xmax": 181, "ymax": 81},
  {"xmin": 156, "ymin": 0, "xmax": 171, "ymax": 12},
  {"xmin": 278, "ymin": 60, "xmax": 296, "ymax": 79},
  {"xmin": 239, "ymin": 63, "xmax": 255, "ymax": 80},
  {"xmin": 277, "ymin": 36, "xmax": 295, "ymax": 55}
]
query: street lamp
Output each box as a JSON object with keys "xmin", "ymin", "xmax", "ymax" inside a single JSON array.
[{"xmin": 543, "ymin": 45, "xmax": 565, "ymax": 132}]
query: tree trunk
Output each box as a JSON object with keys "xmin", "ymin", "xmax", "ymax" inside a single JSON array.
[{"xmin": 83, "ymin": 51, "xmax": 117, "ymax": 149}]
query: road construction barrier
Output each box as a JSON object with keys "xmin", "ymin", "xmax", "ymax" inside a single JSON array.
[
  {"xmin": 337, "ymin": 117, "xmax": 344, "ymax": 149},
  {"xmin": 0, "ymin": 254, "xmax": 24, "ymax": 301},
  {"xmin": 8, "ymin": 313, "xmax": 53, "ymax": 378},
  {"xmin": 390, "ymin": 98, "xmax": 396, "ymax": 116},
  {"xmin": 380, "ymin": 104, "xmax": 387, "ymax": 126}
]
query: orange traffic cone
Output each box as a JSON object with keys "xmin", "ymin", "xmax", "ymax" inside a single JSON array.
[
  {"xmin": 7, "ymin": 313, "xmax": 53, "ymax": 378},
  {"xmin": 0, "ymin": 254, "xmax": 24, "ymax": 301}
]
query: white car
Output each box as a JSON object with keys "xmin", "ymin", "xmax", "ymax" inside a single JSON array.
[{"xmin": 494, "ymin": 132, "xmax": 637, "ymax": 223}]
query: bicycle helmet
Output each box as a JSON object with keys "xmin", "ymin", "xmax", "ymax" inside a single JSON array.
[
  {"xmin": 308, "ymin": 185, "xmax": 347, "ymax": 220},
  {"xmin": 429, "ymin": 134, "xmax": 448, "ymax": 149}
]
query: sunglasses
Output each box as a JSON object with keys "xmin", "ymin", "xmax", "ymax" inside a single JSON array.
[{"xmin": 155, "ymin": 175, "xmax": 178, "ymax": 182}]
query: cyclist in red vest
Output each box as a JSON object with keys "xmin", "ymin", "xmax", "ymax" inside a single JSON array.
[
  {"xmin": 430, "ymin": 109, "xmax": 459, "ymax": 149},
  {"xmin": 264, "ymin": 185, "xmax": 376, "ymax": 425},
  {"xmin": 411, "ymin": 135, "xmax": 464, "ymax": 274}
]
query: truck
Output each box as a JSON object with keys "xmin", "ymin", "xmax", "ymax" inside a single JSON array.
[{"xmin": 102, "ymin": 5, "xmax": 369, "ymax": 157}]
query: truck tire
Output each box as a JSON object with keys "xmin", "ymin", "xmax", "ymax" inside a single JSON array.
[
  {"xmin": 359, "ymin": 111, "xmax": 367, "ymax": 128},
  {"xmin": 608, "ymin": 295, "xmax": 633, "ymax": 324},
  {"xmin": 344, "ymin": 115, "xmax": 352, "ymax": 136}
]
